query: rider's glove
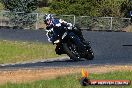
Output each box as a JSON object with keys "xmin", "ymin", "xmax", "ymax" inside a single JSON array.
[{"xmin": 46, "ymin": 25, "xmax": 54, "ymax": 30}]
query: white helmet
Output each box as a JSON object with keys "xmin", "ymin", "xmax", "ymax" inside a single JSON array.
[
  {"xmin": 45, "ymin": 14, "xmax": 53, "ymax": 20},
  {"xmin": 44, "ymin": 14, "xmax": 53, "ymax": 24}
]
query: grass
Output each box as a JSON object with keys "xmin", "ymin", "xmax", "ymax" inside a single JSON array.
[
  {"xmin": 123, "ymin": 25, "xmax": 132, "ymax": 32},
  {"xmin": 0, "ymin": 71, "xmax": 132, "ymax": 88},
  {"xmin": 0, "ymin": 40, "xmax": 60, "ymax": 64}
]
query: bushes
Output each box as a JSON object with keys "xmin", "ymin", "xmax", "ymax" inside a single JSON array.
[
  {"xmin": 50, "ymin": 0, "xmax": 99, "ymax": 16},
  {"xmin": 50, "ymin": 0, "xmax": 132, "ymax": 17},
  {"xmin": 1, "ymin": 0, "xmax": 37, "ymax": 13},
  {"xmin": 1, "ymin": 0, "xmax": 38, "ymax": 29},
  {"xmin": 120, "ymin": 0, "xmax": 132, "ymax": 17}
]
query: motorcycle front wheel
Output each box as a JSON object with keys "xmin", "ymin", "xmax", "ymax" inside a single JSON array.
[{"xmin": 63, "ymin": 43, "xmax": 81, "ymax": 61}]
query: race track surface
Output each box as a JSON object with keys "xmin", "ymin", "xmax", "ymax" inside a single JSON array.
[{"xmin": 0, "ymin": 29, "xmax": 132, "ymax": 69}]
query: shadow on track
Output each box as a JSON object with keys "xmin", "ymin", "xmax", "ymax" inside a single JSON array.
[
  {"xmin": 0, "ymin": 58, "xmax": 88, "ymax": 69},
  {"xmin": 1, "ymin": 55, "xmax": 132, "ymax": 70}
]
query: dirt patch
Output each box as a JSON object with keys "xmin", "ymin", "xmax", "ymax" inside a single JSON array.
[
  {"xmin": 0, "ymin": 65, "xmax": 132, "ymax": 85},
  {"xmin": 122, "ymin": 25, "xmax": 132, "ymax": 32}
]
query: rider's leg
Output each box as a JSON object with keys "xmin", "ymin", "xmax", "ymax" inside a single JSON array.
[{"xmin": 73, "ymin": 28, "xmax": 90, "ymax": 44}]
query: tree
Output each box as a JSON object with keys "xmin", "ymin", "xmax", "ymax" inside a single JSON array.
[
  {"xmin": 50, "ymin": 0, "xmax": 99, "ymax": 16},
  {"xmin": 1, "ymin": 0, "xmax": 38, "ymax": 29},
  {"xmin": 97, "ymin": 0, "xmax": 122, "ymax": 17},
  {"xmin": 38, "ymin": 0, "xmax": 49, "ymax": 8},
  {"xmin": 120, "ymin": 0, "xmax": 132, "ymax": 17},
  {"xmin": 50, "ymin": 0, "xmax": 130, "ymax": 17},
  {"xmin": 2, "ymin": 0, "xmax": 37, "ymax": 13}
]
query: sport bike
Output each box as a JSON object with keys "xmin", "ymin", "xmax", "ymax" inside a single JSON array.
[{"xmin": 46, "ymin": 26, "xmax": 94, "ymax": 61}]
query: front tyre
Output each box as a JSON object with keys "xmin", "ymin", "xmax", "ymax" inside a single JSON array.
[{"xmin": 63, "ymin": 43, "xmax": 81, "ymax": 61}]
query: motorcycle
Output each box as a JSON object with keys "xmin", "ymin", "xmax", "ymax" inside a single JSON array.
[{"xmin": 46, "ymin": 26, "xmax": 94, "ymax": 61}]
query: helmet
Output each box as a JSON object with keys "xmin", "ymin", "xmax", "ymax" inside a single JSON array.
[{"xmin": 44, "ymin": 14, "xmax": 53, "ymax": 25}]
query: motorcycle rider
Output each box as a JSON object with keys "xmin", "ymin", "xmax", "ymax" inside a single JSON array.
[
  {"xmin": 44, "ymin": 14, "xmax": 87, "ymax": 44},
  {"xmin": 44, "ymin": 14, "xmax": 93, "ymax": 59}
]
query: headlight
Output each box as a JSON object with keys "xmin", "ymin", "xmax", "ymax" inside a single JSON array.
[{"xmin": 54, "ymin": 40, "xmax": 60, "ymax": 44}]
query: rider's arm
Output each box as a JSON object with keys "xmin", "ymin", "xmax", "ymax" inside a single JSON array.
[{"xmin": 46, "ymin": 24, "xmax": 54, "ymax": 30}]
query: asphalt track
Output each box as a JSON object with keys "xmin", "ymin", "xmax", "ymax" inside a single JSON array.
[{"xmin": 0, "ymin": 29, "xmax": 132, "ymax": 69}]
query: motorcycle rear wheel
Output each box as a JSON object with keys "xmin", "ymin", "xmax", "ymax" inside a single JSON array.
[{"xmin": 84, "ymin": 46, "xmax": 94, "ymax": 60}]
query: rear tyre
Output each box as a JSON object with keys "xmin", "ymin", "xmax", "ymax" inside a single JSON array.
[
  {"xmin": 63, "ymin": 43, "xmax": 81, "ymax": 61},
  {"xmin": 85, "ymin": 46, "xmax": 94, "ymax": 60},
  {"xmin": 86, "ymin": 52, "xmax": 94, "ymax": 60}
]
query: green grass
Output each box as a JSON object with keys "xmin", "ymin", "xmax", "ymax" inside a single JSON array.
[
  {"xmin": 0, "ymin": 71, "xmax": 132, "ymax": 88},
  {"xmin": 0, "ymin": 40, "xmax": 60, "ymax": 64}
]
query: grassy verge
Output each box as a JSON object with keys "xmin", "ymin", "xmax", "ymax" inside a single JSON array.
[
  {"xmin": 0, "ymin": 71, "xmax": 132, "ymax": 88},
  {"xmin": 0, "ymin": 40, "xmax": 60, "ymax": 64}
]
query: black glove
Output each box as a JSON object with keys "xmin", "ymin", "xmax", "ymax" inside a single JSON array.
[{"xmin": 46, "ymin": 24, "xmax": 54, "ymax": 30}]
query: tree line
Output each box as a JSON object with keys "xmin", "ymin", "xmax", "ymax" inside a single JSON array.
[
  {"xmin": 1, "ymin": 0, "xmax": 132, "ymax": 17},
  {"xmin": 50, "ymin": 0, "xmax": 132, "ymax": 17}
]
